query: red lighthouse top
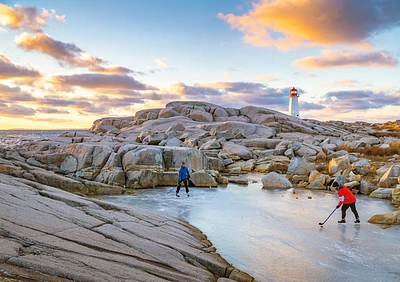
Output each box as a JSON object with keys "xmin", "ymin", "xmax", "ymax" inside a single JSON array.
[{"xmin": 290, "ymin": 87, "xmax": 298, "ymax": 97}]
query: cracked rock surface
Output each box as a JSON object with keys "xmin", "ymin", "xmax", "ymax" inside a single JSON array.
[{"xmin": 0, "ymin": 173, "xmax": 255, "ymax": 282}]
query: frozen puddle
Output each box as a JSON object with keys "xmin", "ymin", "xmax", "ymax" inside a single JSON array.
[{"xmin": 99, "ymin": 181, "xmax": 400, "ymax": 282}]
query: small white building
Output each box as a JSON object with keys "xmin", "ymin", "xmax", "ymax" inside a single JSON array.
[{"xmin": 288, "ymin": 87, "xmax": 299, "ymax": 118}]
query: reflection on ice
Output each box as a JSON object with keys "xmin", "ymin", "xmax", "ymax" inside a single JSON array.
[{"xmin": 99, "ymin": 181, "xmax": 400, "ymax": 282}]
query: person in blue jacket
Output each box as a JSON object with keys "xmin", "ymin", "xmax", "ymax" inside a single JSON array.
[{"xmin": 176, "ymin": 161, "xmax": 190, "ymax": 197}]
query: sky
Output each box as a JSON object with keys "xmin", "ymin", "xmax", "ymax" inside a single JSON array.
[{"xmin": 0, "ymin": 0, "xmax": 400, "ymax": 129}]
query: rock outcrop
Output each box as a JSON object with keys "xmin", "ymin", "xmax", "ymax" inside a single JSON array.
[
  {"xmin": 0, "ymin": 173, "xmax": 254, "ymax": 282},
  {"xmin": 261, "ymin": 172, "xmax": 292, "ymax": 189}
]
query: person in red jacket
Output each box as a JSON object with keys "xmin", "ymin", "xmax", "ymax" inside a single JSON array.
[{"xmin": 333, "ymin": 182, "xmax": 360, "ymax": 223}]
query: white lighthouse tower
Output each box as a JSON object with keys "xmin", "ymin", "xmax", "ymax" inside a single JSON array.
[{"xmin": 288, "ymin": 87, "xmax": 299, "ymax": 118}]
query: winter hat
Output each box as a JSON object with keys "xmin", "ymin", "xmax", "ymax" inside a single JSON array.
[{"xmin": 182, "ymin": 161, "xmax": 186, "ymax": 165}]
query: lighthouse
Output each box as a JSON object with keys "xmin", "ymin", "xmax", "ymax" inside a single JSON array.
[{"xmin": 288, "ymin": 87, "xmax": 299, "ymax": 118}]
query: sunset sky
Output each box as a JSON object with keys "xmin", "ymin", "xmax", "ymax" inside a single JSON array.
[{"xmin": 1, "ymin": 0, "xmax": 400, "ymax": 129}]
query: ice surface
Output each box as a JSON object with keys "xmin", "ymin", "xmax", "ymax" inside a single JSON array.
[{"xmin": 99, "ymin": 180, "xmax": 400, "ymax": 282}]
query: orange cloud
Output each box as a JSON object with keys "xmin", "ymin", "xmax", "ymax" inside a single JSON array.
[
  {"xmin": 218, "ymin": 0, "xmax": 400, "ymax": 50},
  {"xmin": 15, "ymin": 32, "xmax": 134, "ymax": 74},
  {"xmin": 255, "ymin": 75, "xmax": 278, "ymax": 82},
  {"xmin": 0, "ymin": 4, "xmax": 65, "ymax": 32},
  {"xmin": 334, "ymin": 79, "xmax": 360, "ymax": 87},
  {"xmin": 0, "ymin": 53, "xmax": 41, "ymax": 80},
  {"xmin": 294, "ymin": 50, "xmax": 398, "ymax": 68}
]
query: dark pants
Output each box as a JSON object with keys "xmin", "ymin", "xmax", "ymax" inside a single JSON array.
[
  {"xmin": 176, "ymin": 179, "xmax": 189, "ymax": 194},
  {"xmin": 341, "ymin": 202, "xmax": 359, "ymax": 219}
]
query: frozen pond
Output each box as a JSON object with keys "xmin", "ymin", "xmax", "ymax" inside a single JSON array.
[{"xmin": 99, "ymin": 180, "xmax": 400, "ymax": 282}]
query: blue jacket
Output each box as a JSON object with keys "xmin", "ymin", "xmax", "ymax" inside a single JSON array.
[{"xmin": 178, "ymin": 166, "xmax": 190, "ymax": 181}]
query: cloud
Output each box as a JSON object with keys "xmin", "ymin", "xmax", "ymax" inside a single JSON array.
[
  {"xmin": 299, "ymin": 101, "xmax": 325, "ymax": 111},
  {"xmin": 37, "ymin": 107, "xmax": 70, "ymax": 114},
  {"xmin": 26, "ymin": 117, "xmax": 73, "ymax": 123},
  {"xmin": 0, "ymin": 104, "xmax": 36, "ymax": 117},
  {"xmin": 334, "ymin": 79, "xmax": 360, "ymax": 87},
  {"xmin": 155, "ymin": 59, "xmax": 167, "ymax": 68},
  {"xmin": 218, "ymin": 0, "xmax": 400, "ymax": 50},
  {"xmin": 294, "ymin": 50, "xmax": 398, "ymax": 68},
  {"xmin": 15, "ymin": 32, "xmax": 134, "ymax": 74},
  {"xmin": 0, "ymin": 4, "xmax": 65, "ymax": 32},
  {"xmin": 0, "ymin": 83, "xmax": 37, "ymax": 102},
  {"xmin": 49, "ymin": 73, "xmax": 157, "ymax": 91},
  {"xmin": 255, "ymin": 75, "xmax": 278, "ymax": 82},
  {"xmin": 0, "ymin": 53, "xmax": 41, "ymax": 80},
  {"xmin": 169, "ymin": 82, "xmax": 221, "ymax": 97},
  {"xmin": 292, "ymin": 71, "xmax": 316, "ymax": 77},
  {"xmin": 323, "ymin": 89, "xmax": 400, "ymax": 112}
]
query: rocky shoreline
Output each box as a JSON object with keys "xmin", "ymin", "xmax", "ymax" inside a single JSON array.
[
  {"xmin": 0, "ymin": 173, "xmax": 255, "ymax": 281},
  {"xmin": 1, "ymin": 100, "xmax": 400, "ymax": 280}
]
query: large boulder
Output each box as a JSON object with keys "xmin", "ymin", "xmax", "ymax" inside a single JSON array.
[
  {"xmin": 163, "ymin": 147, "xmax": 208, "ymax": 172},
  {"xmin": 287, "ymin": 157, "xmax": 315, "ymax": 176},
  {"xmin": 158, "ymin": 107, "xmax": 180, "ymax": 118},
  {"xmin": 328, "ymin": 155, "xmax": 351, "ymax": 175},
  {"xmin": 359, "ymin": 180, "xmax": 378, "ymax": 195},
  {"xmin": 190, "ymin": 171, "xmax": 218, "ymax": 187},
  {"xmin": 31, "ymin": 170, "xmax": 88, "ymax": 194},
  {"xmin": 226, "ymin": 159, "xmax": 255, "ymax": 172},
  {"xmin": 222, "ymin": 142, "xmax": 252, "ymax": 160},
  {"xmin": 34, "ymin": 153, "xmax": 69, "ymax": 166},
  {"xmin": 126, "ymin": 170, "xmax": 160, "ymax": 188},
  {"xmin": 308, "ymin": 171, "xmax": 330, "ymax": 185},
  {"xmin": 189, "ymin": 110, "xmax": 213, "ymax": 122},
  {"xmin": 370, "ymin": 188, "xmax": 393, "ymax": 199},
  {"xmin": 254, "ymin": 156, "xmax": 290, "ymax": 173},
  {"xmin": 358, "ymin": 136, "xmax": 380, "ymax": 146},
  {"xmin": 209, "ymin": 122, "xmax": 257, "ymax": 137},
  {"xmin": 295, "ymin": 144, "xmax": 318, "ymax": 157},
  {"xmin": 122, "ymin": 147, "xmax": 164, "ymax": 172},
  {"xmin": 142, "ymin": 133, "xmax": 166, "ymax": 145},
  {"xmin": 62, "ymin": 143, "xmax": 96, "ymax": 171},
  {"xmin": 368, "ymin": 208, "xmax": 400, "ymax": 225},
  {"xmin": 60, "ymin": 155, "xmax": 78, "ymax": 173},
  {"xmin": 378, "ymin": 165, "xmax": 400, "ymax": 188},
  {"xmin": 240, "ymin": 138, "xmax": 281, "ymax": 149},
  {"xmin": 200, "ymin": 139, "xmax": 221, "ymax": 150},
  {"xmin": 352, "ymin": 159, "xmax": 371, "ymax": 175},
  {"xmin": 307, "ymin": 180, "xmax": 326, "ymax": 190},
  {"xmin": 262, "ymin": 172, "xmax": 292, "ymax": 189},
  {"xmin": 391, "ymin": 185, "xmax": 400, "ymax": 205}
]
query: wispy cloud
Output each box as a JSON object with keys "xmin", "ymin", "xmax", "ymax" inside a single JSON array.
[
  {"xmin": 169, "ymin": 82, "xmax": 221, "ymax": 97},
  {"xmin": 0, "ymin": 4, "xmax": 65, "ymax": 32},
  {"xmin": 49, "ymin": 73, "xmax": 158, "ymax": 91},
  {"xmin": 0, "ymin": 104, "xmax": 36, "ymax": 117},
  {"xmin": 294, "ymin": 50, "xmax": 398, "ymax": 69},
  {"xmin": 0, "ymin": 53, "xmax": 41, "ymax": 80},
  {"xmin": 323, "ymin": 89, "xmax": 400, "ymax": 112},
  {"xmin": 26, "ymin": 117, "xmax": 73, "ymax": 123},
  {"xmin": 218, "ymin": 0, "xmax": 400, "ymax": 50},
  {"xmin": 37, "ymin": 107, "xmax": 70, "ymax": 114},
  {"xmin": 334, "ymin": 79, "xmax": 360, "ymax": 87},
  {"xmin": 0, "ymin": 84, "xmax": 37, "ymax": 102},
  {"xmin": 15, "ymin": 32, "xmax": 135, "ymax": 74},
  {"xmin": 255, "ymin": 75, "xmax": 278, "ymax": 82},
  {"xmin": 155, "ymin": 59, "xmax": 168, "ymax": 68}
]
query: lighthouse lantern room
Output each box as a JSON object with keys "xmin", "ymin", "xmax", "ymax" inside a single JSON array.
[{"xmin": 288, "ymin": 87, "xmax": 299, "ymax": 118}]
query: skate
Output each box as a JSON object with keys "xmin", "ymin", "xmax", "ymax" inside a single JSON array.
[{"xmin": 338, "ymin": 219, "xmax": 346, "ymax": 223}]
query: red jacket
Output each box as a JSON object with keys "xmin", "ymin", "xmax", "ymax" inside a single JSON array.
[{"xmin": 337, "ymin": 185, "xmax": 356, "ymax": 206}]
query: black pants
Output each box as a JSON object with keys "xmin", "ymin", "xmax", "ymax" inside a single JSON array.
[
  {"xmin": 341, "ymin": 203, "xmax": 359, "ymax": 219},
  {"xmin": 176, "ymin": 179, "xmax": 189, "ymax": 194}
]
